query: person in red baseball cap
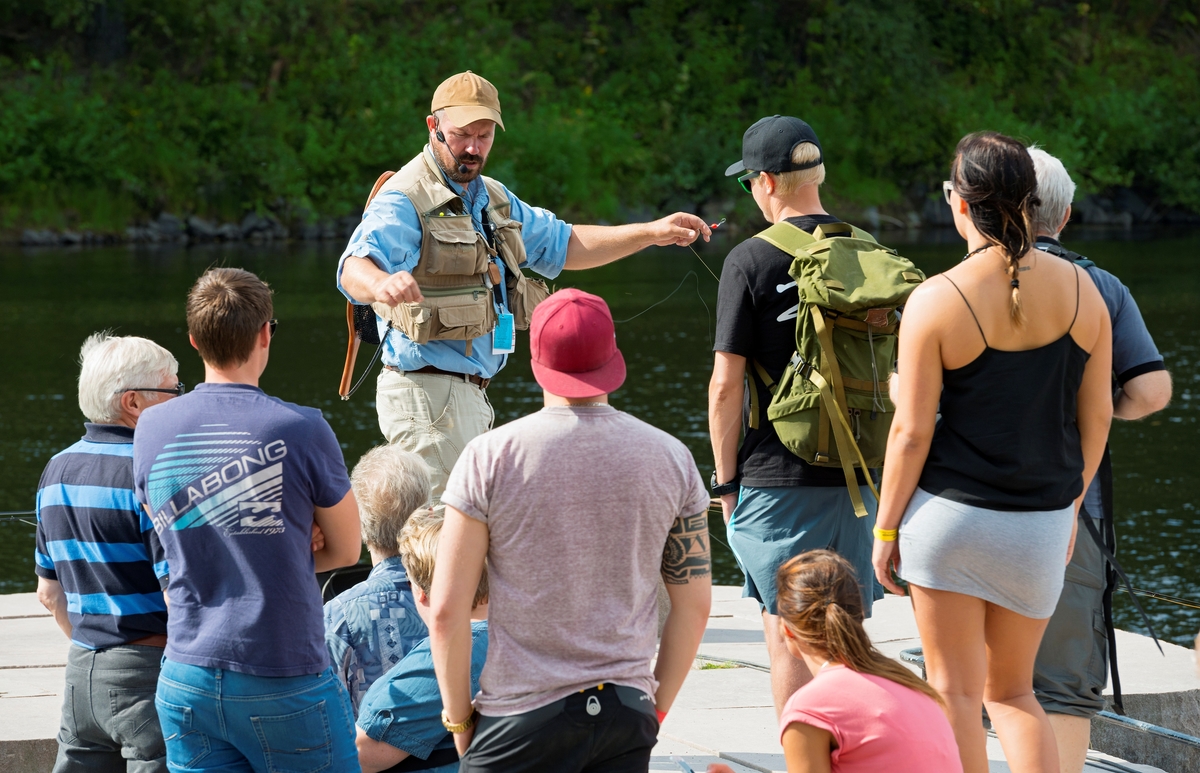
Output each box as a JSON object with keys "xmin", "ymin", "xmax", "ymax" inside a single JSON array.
[
  {"xmin": 427, "ymin": 288, "xmax": 713, "ymax": 773},
  {"xmin": 528, "ymin": 288, "xmax": 627, "ymax": 398}
]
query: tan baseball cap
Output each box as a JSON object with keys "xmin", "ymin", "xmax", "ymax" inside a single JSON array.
[{"xmin": 431, "ymin": 71, "xmax": 504, "ymax": 131}]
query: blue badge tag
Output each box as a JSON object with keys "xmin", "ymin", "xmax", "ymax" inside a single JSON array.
[{"xmin": 493, "ymin": 311, "xmax": 515, "ymax": 354}]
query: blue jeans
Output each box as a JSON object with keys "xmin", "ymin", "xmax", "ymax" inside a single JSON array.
[{"xmin": 155, "ymin": 659, "xmax": 360, "ymax": 773}]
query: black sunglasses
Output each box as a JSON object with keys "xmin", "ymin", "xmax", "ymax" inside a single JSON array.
[
  {"xmin": 738, "ymin": 170, "xmax": 762, "ymax": 194},
  {"xmin": 268, "ymin": 318, "xmax": 278, "ymax": 338},
  {"xmin": 114, "ymin": 382, "xmax": 186, "ymax": 397}
]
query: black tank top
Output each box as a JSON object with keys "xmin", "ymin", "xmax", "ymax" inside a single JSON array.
[{"xmin": 918, "ymin": 271, "xmax": 1090, "ymax": 511}]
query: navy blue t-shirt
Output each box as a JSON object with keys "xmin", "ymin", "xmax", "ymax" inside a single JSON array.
[{"xmin": 133, "ymin": 383, "xmax": 352, "ymax": 677}]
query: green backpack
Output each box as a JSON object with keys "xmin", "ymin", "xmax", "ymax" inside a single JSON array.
[{"xmin": 748, "ymin": 221, "xmax": 925, "ymax": 517}]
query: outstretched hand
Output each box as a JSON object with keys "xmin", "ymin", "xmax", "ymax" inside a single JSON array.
[{"xmin": 650, "ymin": 213, "xmax": 712, "ymax": 247}]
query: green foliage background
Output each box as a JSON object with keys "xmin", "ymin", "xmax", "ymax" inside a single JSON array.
[{"xmin": 2, "ymin": 0, "xmax": 1198, "ymax": 231}]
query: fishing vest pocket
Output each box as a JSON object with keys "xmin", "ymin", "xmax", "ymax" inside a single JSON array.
[
  {"xmin": 510, "ymin": 276, "xmax": 550, "ymax": 330},
  {"xmin": 490, "ymin": 215, "xmax": 547, "ymax": 330},
  {"xmin": 372, "ymin": 285, "xmax": 496, "ymax": 344},
  {"xmin": 419, "ymin": 214, "xmax": 490, "ymax": 277}
]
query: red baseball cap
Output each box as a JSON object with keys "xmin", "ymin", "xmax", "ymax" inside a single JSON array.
[{"xmin": 530, "ymin": 289, "xmax": 626, "ymax": 398}]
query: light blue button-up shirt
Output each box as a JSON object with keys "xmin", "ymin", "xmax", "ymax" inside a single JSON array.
[{"xmin": 336, "ymin": 147, "xmax": 572, "ymax": 378}]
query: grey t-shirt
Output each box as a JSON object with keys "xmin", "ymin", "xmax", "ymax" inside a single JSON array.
[{"xmin": 441, "ymin": 405, "xmax": 709, "ymax": 716}]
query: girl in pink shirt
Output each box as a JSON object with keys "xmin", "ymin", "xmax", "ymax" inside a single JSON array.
[{"xmin": 711, "ymin": 550, "xmax": 962, "ymax": 773}]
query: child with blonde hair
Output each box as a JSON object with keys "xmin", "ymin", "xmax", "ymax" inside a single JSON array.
[{"xmin": 355, "ymin": 507, "xmax": 488, "ymax": 773}]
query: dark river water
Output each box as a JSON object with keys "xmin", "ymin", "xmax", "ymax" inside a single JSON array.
[{"xmin": 2, "ymin": 228, "xmax": 1197, "ymax": 645}]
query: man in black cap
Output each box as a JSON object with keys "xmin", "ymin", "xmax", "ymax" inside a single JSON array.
[{"xmin": 708, "ymin": 115, "xmax": 888, "ymax": 716}]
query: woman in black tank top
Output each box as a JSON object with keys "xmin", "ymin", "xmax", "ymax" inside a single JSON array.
[{"xmin": 869, "ymin": 132, "xmax": 1113, "ymax": 773}]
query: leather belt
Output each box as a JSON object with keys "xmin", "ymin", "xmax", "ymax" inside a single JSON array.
[
  {"xmin": 127, "ymin": 634, "xmax": 167, "ymax": 648},
  {"xmin": 386, "ymin": 365, "xmax": 490, "ymax": 390}
]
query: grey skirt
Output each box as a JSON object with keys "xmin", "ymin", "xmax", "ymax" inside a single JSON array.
[{"xmin": 899, "ymin": 487, "xmax": 1074, "ymax": 619}]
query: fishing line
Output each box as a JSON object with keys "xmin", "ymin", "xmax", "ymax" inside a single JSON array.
[
  {"xmin": 343, "ymin": 332, "xmax": 387, "ymax": 399},
  {"xmin": 0, "ymin": 510, "xmax": 37, "ymax": 527},
  {"xmin": 1127, "ymin": 587, "xmax": 1200, "ymax": 612},
  {"xmin": 613, "ymin": 270, "xmax": 714, "ymax": 351},
  {"xmin": 689, "ymin": 245, "xmax": 721, "ymax": 282},
  {"xmin": 688, "ymin": 217, "xmax": 725, "ymax": 282}
]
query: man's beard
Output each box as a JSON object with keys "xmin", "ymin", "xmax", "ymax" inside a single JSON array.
[{"xmin": 434, "ymin": 142, "xmax": 486, "ymax": 184}]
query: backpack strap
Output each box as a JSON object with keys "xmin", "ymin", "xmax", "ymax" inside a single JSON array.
[
  {"xmin": 747, "ymin": 361, "xmax": 777, "ymax": 430},
  {"xmin": 1035, "ymin": 238, "xmax": 1096, "ymax": 268},
  {"xmin": 753, "ymin": 221, "xmax": 818, "ymax": 256},
  {"xmin": 749, "ymin": 221, "xmax": 815, "ymax": 431},
  {"xmin": 810, "ymin": 306, "xmax": 881, "ymax": 517}
]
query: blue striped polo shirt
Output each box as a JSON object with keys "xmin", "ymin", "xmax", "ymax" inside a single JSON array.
[{"xmin": 34, "ymin": 423, "xmax": 169, "ymax": 650}]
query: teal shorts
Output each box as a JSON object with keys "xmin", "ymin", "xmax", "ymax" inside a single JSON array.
[{"xmin": 727, "ymin": 484, "xmax": 881, "ymax": 616}]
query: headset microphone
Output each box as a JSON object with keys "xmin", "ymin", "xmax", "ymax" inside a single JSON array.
[{"xmin": 435, "ymin": 129, "xmax": 470, "ymax": 175}]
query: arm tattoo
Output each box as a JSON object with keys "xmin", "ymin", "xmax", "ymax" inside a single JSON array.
[{"xmin": 662, "ymin": 512, "xmax": 711, "ymax": 585}]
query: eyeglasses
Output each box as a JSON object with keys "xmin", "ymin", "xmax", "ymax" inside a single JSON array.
[
  {"xmin": 267, "ymin": 319, "xmax": 278, "ymax": 338},
  {"xmin": 114, "ymin": 382, "xmax": 186, "ymax": 397},
  {"xmin": 738, "ymin": 170, "xmax": 762, "ymax": 194},
  {"xmin": 943, "ymin": 180, "xmax": 956, "ymax": 205}
]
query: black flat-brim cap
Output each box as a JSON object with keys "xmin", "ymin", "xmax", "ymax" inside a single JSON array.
[{"xmin": 725, "ymin": 115, "xmax": 823, "ymax": 176}]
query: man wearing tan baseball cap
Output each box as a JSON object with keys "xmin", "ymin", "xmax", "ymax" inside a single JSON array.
[{"xmin": 336, "ymin": 71, "xmax": 711, "ymax": 500}]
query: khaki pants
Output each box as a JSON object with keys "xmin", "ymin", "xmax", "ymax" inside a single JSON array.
[{"xmin": 376, "ymin": 369, "xmax": 494, "ymax": 500}]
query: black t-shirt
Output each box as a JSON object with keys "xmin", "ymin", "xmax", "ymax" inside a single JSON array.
[{"xmin": 714, "ymin": 215, "xmax": 867, "ymax": 488}]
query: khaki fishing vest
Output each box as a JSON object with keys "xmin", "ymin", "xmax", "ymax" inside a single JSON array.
[{"xmin": 367, "ymin": 151, "xmax": 549, "ymax": 349}]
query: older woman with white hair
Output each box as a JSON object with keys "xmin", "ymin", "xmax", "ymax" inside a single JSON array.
[{"xmin": 35, "ymin": 332, "xmax": 179, "ymax": 771}]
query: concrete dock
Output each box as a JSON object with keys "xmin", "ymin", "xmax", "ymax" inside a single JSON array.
[{"xmin": 3, "ymin": 587, "xmax": 1195, "ymax": 772}]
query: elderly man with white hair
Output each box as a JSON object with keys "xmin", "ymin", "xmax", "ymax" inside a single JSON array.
[
  {"xmin": 1028, "ymin": 147, "xmax": 1172, "ymax": 773},
  {"xmin": 34, "ymin": 332, "xmax": 181, "ymax": 772}
]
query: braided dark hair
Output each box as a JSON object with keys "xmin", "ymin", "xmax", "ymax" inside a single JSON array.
[{"xmin": 951, "ymin": 131, "xmax": 1041, "ymax": 323}]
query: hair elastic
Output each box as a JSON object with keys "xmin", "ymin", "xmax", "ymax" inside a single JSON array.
[{"xmin": 1010, "ymin": 278, "xmax": 1020, "ymax": 289}]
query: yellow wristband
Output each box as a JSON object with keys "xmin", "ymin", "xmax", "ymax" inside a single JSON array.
[{"xmin": 873, "ymin": 526, "xmax": 899, "ymax": 542}]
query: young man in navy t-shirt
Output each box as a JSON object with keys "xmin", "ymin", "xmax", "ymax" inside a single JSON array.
[{"xmin": 133, "ymin": 267, "xmax": 364, "ymax": 772}]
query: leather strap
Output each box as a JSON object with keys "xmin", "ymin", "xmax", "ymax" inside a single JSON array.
[
  {"xmin": 386, "ymin": 365, "xmax": 490, "ymax": 389},
  {"xmin": 339, "ymin": 303, "xmax": 362, "ymax": 400},
  {"xmin": 127, "ymin": 634, "xmax": 167, "ymax": 648}
]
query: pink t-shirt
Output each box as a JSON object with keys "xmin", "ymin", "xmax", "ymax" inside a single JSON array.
[{"xmin": 779, "ymin": 665, "xmax": 962, "ymax": 773}]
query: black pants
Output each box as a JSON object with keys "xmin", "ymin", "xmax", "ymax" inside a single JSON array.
[{"xmin": 461, "ymin": 684, "xmax": 659, "ymax": 773}]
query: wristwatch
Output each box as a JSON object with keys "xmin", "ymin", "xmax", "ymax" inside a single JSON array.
[
  {"xmin": 441, "ymin": 708, "xmax": 477, "ymax": 733},
  {"xmin": 710, "ymin": 471, "xmax": 740, "ymax": 497}
]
